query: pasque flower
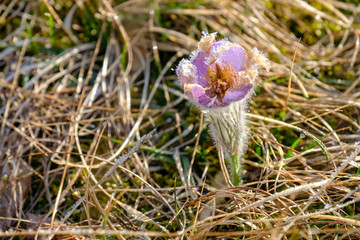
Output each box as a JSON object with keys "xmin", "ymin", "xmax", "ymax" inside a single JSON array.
[{"xmin": 176, "ymin": 33, "xmax": 270, "ymax": 185}]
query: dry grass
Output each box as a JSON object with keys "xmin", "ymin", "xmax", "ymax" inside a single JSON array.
[{"xmin": 0, "ymin": 0, "xmax": 360, "ymax": 239}]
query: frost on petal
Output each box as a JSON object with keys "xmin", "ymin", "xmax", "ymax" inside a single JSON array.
[
  {"xmin": 211, "ymin": 40, "xmax": 236, "ymax": 53},
  {"xmin": 238, "ymin": 69, "xmax": 258, "ymax": 85},
  {"xmin": 176, "ymin": 59, "xmax": 197, "ymax": 85},
  {"xmin": 222, "ymin": 85, "xmax": 253, "ymax": 105},
  {"xmin": 248, "ymin": 47, "xmax": 270, "ymax": 72},
  {"xmin": 198, "ymin": 32, "xmax": 217, "ymax": 53}
]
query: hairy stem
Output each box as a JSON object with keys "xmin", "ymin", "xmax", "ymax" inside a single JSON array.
[{"xmin": 206, "ymin": 99, "xmax": 249, "ymax": 185}]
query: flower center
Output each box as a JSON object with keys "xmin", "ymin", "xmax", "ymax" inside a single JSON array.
[{"xmin": 205, "ymin": 63, "xmax": 237, "ymax": 100}]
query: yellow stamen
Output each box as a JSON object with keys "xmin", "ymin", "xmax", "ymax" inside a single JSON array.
[{"xmin": 205, "ymin": 63, "xmax": 237, "ymax": 100}]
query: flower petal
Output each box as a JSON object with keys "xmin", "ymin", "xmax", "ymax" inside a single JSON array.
[
  {"xmin": 222, "ymin": 85, "xmax": 253, "ymax": 105},
  {"xmin": 191, "ymin": 51, "xmax": 209, "ymax": 87},
  {"xmin": 215, "ymin": 46, "xmax": 248, "ymax": 73},
  {"xmin": 184, "ymin": 84, "xmax": 218, "ymax": 108}
]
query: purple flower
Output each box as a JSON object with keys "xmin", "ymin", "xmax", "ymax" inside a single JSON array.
[
  {"xmin": 176, "ymin": 33, "xmax": 269, "ymax": 109},
  {"xmin": 176, "ymin": 33, "xmax": 270, "ymax": 185}
]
